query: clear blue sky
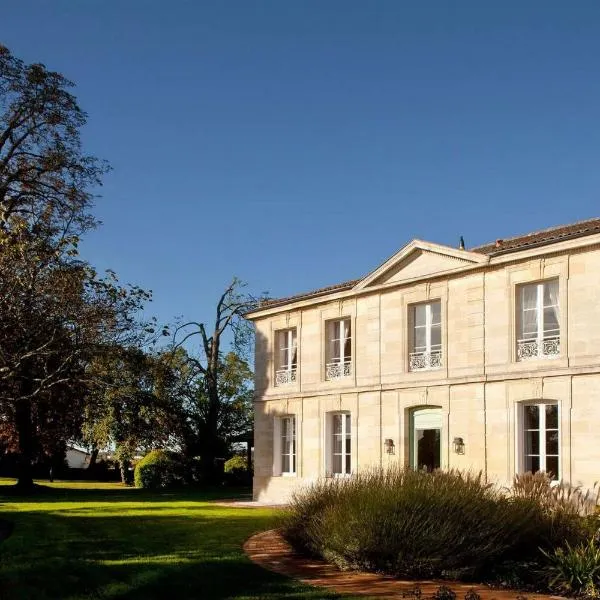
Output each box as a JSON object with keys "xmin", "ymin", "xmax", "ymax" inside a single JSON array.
[{"xmin": 3, "ymin": 1, "xmax": 600, "ymax": 336}]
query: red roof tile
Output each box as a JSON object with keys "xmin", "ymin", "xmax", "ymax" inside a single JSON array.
[{"xmin": 251, "ymin": 218, "xmax": 600, "ymax": 313}]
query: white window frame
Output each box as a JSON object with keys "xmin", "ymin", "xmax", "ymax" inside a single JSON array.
[
  {"xmin": 326, "ymin": 412, "xmax": 352, "ymax": 477},
  {"xmin": 516, "ymin": 280, "xmax": 560, "ymax": 361},
  {"xmin": 273, "ymin": 415, "xmax": 296, "ymax": 476},
  {"xmin": 409, "ymin": 301, "xmax": 442, "ymax": 371},
  {"xmin": 325, "ymin": 318, "xmax": 352, "ymax": 380},
  {"xmin": 518, "ymin": 402, "xmax": 560, "ymax": 482},
  {"xmin": 275, "ymin": 328, "xmax": 297, "ymax": 386}
]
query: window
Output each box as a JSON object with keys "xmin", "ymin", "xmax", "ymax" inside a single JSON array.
[
  {"xmin": 521, "ymin": 403, "xmax": 559, "ymax": 481},
  {"xmin": 409, "ymin": 301, "xmax": 442, "ymax": 371},
  {"xmin": 273, "ymin": 415, "xmax": 296, "ymax": 476},
  {"xmin": 325, "ymin": 319, "xmax": 352, "ymax": 380},
  {"xmin": 280, "ymin": 416, "xmax": 296, "ymax": 475},
  {"xmin": 331, "ymin": 413, "xmax": 351, "ymax": 476},
  {"xmin": 275, "ymin": 328, "xmax": 297, "ymax": 385},
  {"xmin": 517, "ymin": 280, "xmax": 560, "ymax": 361}
]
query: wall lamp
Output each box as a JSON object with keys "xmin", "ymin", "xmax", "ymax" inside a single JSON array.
[
  {"xmin": 453, "ymin": 437, "xmax": 465, "ymax": 455},
  {"xmin": 384, "ymin": 438, "xmax": 395, "ymax": 455}
]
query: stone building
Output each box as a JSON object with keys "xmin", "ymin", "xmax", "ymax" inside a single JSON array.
[{"xmin": 245, "ymin": 218, "xmax": 600, "ymax": 503}]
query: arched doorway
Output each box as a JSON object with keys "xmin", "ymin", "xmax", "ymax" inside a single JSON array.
[{"xmin": 411, "ymin": 407, "xmax": 442, "ymax": 471}]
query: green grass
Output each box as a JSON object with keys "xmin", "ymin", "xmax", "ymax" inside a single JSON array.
[{"xmin": 0, "ymin": 479, "xmax": 351, "ymax": 600}]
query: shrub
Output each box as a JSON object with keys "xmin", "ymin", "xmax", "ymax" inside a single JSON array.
[
  {"xmin": 134, "ymin": 450, "xmax": 184, "ymax": 489},
  {"xmin": 542, "ymin": 537, "xmax": 600, "ymax": 597},
  {"xmin": 282, "ymin": 467, "xmax": 584, "ymax": 581},
  {"xmin": 223, "ymin": 455, "xmax": 251, "ymax": 486}
]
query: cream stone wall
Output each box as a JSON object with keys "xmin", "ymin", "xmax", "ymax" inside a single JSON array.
[{"xmin": 250, "ymin": 240, "xmax": 600, "ymax": 503}]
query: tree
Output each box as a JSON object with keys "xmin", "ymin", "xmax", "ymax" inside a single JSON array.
[
  {"xmin": 0, "ymin": 45, "xmax": 151, "ymax": 489},
  {"xmin": 172, "ymin": 279, "xmax": 260, "ymax": 482},
  {"xmin": 83, "ymin": 347, "xmax": 180, "ymax": 483}
]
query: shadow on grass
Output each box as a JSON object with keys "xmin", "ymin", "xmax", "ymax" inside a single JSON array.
[
  {"xmin": 0, "ymin": 494, "xmax": 338, "ymax": 600},
  {"xmin": 0, "ymin": 483, "xmax": 252, "ymax": 504}
]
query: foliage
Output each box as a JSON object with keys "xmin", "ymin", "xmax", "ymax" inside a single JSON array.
[
  {"xmin": 0, "ymin": 44, "xmax": 153, "ymax": 489},
  {"xmin": 512, "ymin": 471, "xmax": 599, "ymax": 516},
  {"xmin": 224, "ymin": 454, "xmax": 251, "ymax": 485},
  {"xmin": 542, "ymin": 537, "xmax": 600, "ymax": 597},
  {"xmin": 133, "ymin": 449, "xmax": 184, "ymax": 489},
  {"xmin": 282, "ymin": 467, "xmax": 585, "ymax": 581}
]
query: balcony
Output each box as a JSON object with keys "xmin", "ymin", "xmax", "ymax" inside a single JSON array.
[
  {"xmin": 275, "ymin": 368, "xmax": 297, "ymax": 386},
  {"xmin": 517, "ymin": 336, "xmax": 560, "ymax": 361},
  {"xmin": 326, "ymin": 361, "xmax": 352, "ymax": 380},
  {"xmin": 409, "ymin": 350, "xmax": 442, "ymax": 371}
]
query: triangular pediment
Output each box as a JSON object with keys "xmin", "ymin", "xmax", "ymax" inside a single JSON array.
[{"xmin": 354, "ymin": 240, "xmax": 488, "ymax": 290}]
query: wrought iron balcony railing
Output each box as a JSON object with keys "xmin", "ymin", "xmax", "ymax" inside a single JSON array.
[
  {"xmin": 275, "ymin": 368, "xmax": 297, "ymax": 386},
  {"xmin": 517, "ymin": 336, "xmax": 560, "ymax": 361},
  {"xmin": 409, "ymin": 350, "xmax": 443, "ymax": 371},
  {"xmin": 325, "ymin": 361, "xmax": 352, "ymax": 380}
]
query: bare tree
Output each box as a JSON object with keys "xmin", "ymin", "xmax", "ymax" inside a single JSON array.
[{"xmin": 171, "ymin": 278, "xmax": 262, "ymax": 482}]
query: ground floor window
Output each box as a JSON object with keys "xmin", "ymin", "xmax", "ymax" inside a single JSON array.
[
  {"xmin": 273, "ymin": 415, "xmax": 296, "ymax": 476},
  {"xmin": 330, "ymin": 413, "xmax": 351, "ymax": 476},
  {"xmin": 411, "ymin": 407, "xmax": 442, "ymax": 472},
  {"xmin": 521, "ymin": 402, "xmax": 559, "ymax": 481}
]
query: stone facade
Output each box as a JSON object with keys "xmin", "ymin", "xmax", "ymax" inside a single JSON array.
[{"xmin": 246, "ymin": 223, "xmax": 600, "ymax": 503}]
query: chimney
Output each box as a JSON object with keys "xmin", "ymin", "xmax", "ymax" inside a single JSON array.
[
  {"xmin": 495, "ymin": 239, "xmax": 503, "ymax": 248},
  {"xmin": 459, "ymin": 236, "xmax": 465, "ymax": 250}
]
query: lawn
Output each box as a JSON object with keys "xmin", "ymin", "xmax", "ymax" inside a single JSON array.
[{"xmin": 0, "ymin": 479, "xmax": 349, "ymax": 600}]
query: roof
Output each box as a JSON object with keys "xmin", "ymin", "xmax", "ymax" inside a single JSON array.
[
  {"xmin": 254, "ymin": 217, "xmax": 600, "ymax": 313},
  {"xmin": 471, "ymin": 217, "xmax": 600, "ymax": 256}
]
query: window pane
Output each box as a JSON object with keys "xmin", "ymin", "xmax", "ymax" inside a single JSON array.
[
  {"xmin": 546, "ymin": 456, "xmax": 559, "ymax": 480},
  {"xmin": 414, "ymin": 304, "xmax": 426, "ymax": 327},
  {"xmin": 525, "ymin": 454, "xmax": 540, "ymax": 473},
  {"xmin": 522, "ymin": 285, "xmax": 538, "ymax": 310},
  {"xmin": 333, "ymin": 414, "xmax": 342, "ymax": 434},
  {"xmin": 524, "ymin": 405, "xmax": 539, "ymax": 429},
  {"xmin": 345, "ymin": 414, "xmax": 351, "ymax": 432},
  {"xmin": 333, "ymin": 435, "xmax": 342, "ymax": 454},
  {"xmin": 545, "ymin": 404, "xmax": 558, "ymax": 429},
  {"xmin": 414, "ymin": 326, "xmax": 426, "ymax": 350},
  {"xmin": 430, "ymin": 301, "xmax": 441, "ymax": 325},
  {"xmin": 282, "ymin": 454, "xmax": 290, "ymax": 473},
  {"xmin": 281, "ymin": 418, "xmax": 289, "ymax": 437},
  {"xmin": 345, "ymin": 454, "xmax": 351, "ymax": 474},
  {"xmin": 525, "ymin": 430, "xmax": 539, "ymax": 455},
  {"xmin": 345, "ymin": 436, "xmax": 351, "ymax": 454},
  {"xmin": 431, "ymin": 323, "xmax": 441, "ymax": 348},
  {"xmin": 543, "ymin": 280, "xmax": 559, "ymax": 306},
  {"xmin": 332, "ymin": 454, "xmax": 342, "ymax": 474},
  {"xmin": 546, "ymin": 430, "xmax": 559, "ymax": 456},
  {"xmin": 543, "ymin": 308, "xmax": 559, "ymax": 334}
]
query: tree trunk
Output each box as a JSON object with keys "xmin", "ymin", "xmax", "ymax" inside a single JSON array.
[
  {"xmin": 87, "ymin": 447, "xmax": 99, "ymax": 469},
  {"xmin": 119, "ymin": 460, "xmax": 130, "ymax": 485},
  {"xmin": 15, "ymin": 398, "xmax": 34, "ymax": 491}
]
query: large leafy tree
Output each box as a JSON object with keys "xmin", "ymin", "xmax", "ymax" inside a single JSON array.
[
  {"xmin": 0, "ymin": 45, "xmax": 151, "ymax": 489},
  {"xmin": 83, "ymin": 347, "xmax": 180, "ymax": 483}
]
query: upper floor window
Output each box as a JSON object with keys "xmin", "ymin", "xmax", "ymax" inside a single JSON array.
[
  {"xmin": 520, "ymin": 402, "xmax": 559, "ymax": 481},
  {"xmin": 275, "ymin": 328, "xmax": 297, "ymax": 385},
  {"xmin": 409, "ymin": 301, "xmax": 442, "ymax": 371},
  {"xmin": 325, "ymin": 318, "xmax": 352, "ymax": 380},
  {"xmin": 516, "ymin": 280, "xmax": 560, "ymax": 361}
]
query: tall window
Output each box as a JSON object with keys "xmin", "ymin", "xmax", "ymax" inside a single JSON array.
[
  {"xmin": 275, "ymin": 328, "xmax": 297, "ymax": 385},
  {"xmin": 331, "ymin": 413, "xmax": 351, "ymax": 476},
  {"xmin": 521, "ymin": 403, "xmax": 559, "ymax": 481},
  {"xmin": 280, "ymin": 416, "xmax": 296, "ymax": 475},
  {"xmin": 517, "ymin": 280, "xmax": 560, "ymax": 360},
  {"xmin": 409, "ymin": 301, "xmax": 442, "ymax": 371},
  {"xmin": 325, "ymin": 319, "xmax": 352, "ymax": 380}
]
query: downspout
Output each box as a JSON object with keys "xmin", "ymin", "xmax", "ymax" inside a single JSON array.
[{"xmin": 483, "ymin": 270, "xmax": 488, "ymax": 483}]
